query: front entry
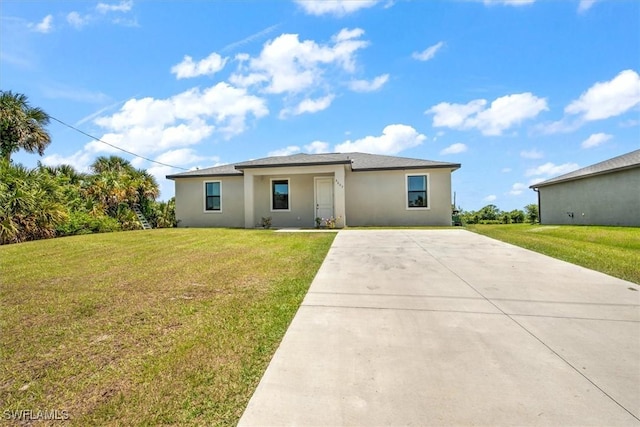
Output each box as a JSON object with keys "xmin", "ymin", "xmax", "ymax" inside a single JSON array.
[{"xmin": 314, "ymin": 177, "xmax": 334, "ymax": 222}]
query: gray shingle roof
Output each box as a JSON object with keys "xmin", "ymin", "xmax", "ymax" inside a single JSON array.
[
  {"xmin": 347, "ymin": 152, "xmax": 460, "ymax": 171},
  {"xmin": 166, "ymin": 163, "xmax": 242, "ymax": 179},
  {"xmin": 530, "ymin": 149, "xmax": 640, "ymax": 188},
  {"xmin": 167, "ymin": 152, "xmax": 460, "ymax": 179},
  {"xmin": 234, "ymin": 153, "xmax": 352, "ymax": 168}
]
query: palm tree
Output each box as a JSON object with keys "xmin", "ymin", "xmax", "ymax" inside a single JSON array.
[
  {"xmin": 0, "ymin": 160, "xmax": 67, "ymax": 244},
  {"xmin": 0, "ymin": 91, "xmax": 51, "ymax": 162},
  {"xmin": 85, "ymin": 156, "xmax": 159, "ymax": 222},
  {"xmin": 90, "ymin": 155, "xmax": 133, "ymax": 174}
]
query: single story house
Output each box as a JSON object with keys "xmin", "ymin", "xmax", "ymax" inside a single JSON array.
[
  {"xmin": 167, "ymin": 152, "xmax": 461, "ymax": 228},
  {"xmin": 530, "ymin": 149, "xmax": 640, "ymax": 226}
]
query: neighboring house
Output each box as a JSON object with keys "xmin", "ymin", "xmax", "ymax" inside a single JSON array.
[
  {"xmin": 530, "ymin": 149, "xmax": 640, "ymax": 226},
  {"xmin": 167, "ymin": 152, "xmax": 461, "ymax": 228}
]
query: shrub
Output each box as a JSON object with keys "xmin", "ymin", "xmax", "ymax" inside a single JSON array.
[{"xmin": 56, "ymin": 211, "xmax": 121, "ymax": 236}]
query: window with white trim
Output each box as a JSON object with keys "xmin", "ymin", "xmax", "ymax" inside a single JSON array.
[
  {"xmin": 407, "ymin": 174, "xmax": 428, "ymax": 208},
  {"xmin": 205, "ymin": 181, "xmax": 221, "ymax": 211},
  {"xmin": 271, "ymin": 179, "xmax": 289, "ymax": 211}
]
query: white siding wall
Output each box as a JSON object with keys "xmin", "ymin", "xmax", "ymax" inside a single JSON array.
[
  {"xmin": 252, "ymin": 173, "xmax": 331, "ymax": 228},
  {"xmin": 174, "ymin": 176, "xmax": 245, "ymax": 227},
  {"xmin": 539, "ymin": 168, "xmax": 640, "ymax": 226},
  {"xmin": 345, "ymin": 168, "xmax": 453, "ymax": 226}
]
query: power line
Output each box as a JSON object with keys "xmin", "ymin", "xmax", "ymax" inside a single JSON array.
[{"xmin": 49, "ymin": 116, "xmax": 189, "ymax": 171}]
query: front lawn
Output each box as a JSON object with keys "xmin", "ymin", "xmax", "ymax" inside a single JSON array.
[
  {"xmin": 466, "ymin": 224, "xmax": 640, "ymax": 284},
  {"xmin": 0, "ymin": 229, "xmax": 335, "ymax": 425}
]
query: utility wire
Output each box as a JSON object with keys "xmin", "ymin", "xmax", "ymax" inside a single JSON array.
[{"xmin": 49, "ymin": 116, "xmax": 189, "ymax": 171}]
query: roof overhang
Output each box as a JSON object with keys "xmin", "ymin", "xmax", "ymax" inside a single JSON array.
[
  {"xmin": 354, "ymin": 163, "xmax": 461, "ymax": 172},
  {"xmin": 529, "ymin": 164, "xmax": 639, "ymax": 189},
  {"xmin": 166, "ymin": 172, "xmax": 242, "ymax": 180},
  {"xmin": 235, "ymin": 160, "xmax": 352, "ymax": 170}
]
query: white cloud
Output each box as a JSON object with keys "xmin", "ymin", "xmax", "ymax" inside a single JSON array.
[
  {"xmin": 334, "ymin": 124, "xmax": 426, "ymax": 155},
  {"xmin": 525, "ymin": 162, "xmax": 580, "ymax": 177},
  {"xmin": 508, "ymin": 182, "xmax": 527, "ymax": 196},
  {"xmin": 29, "ymin": 15, "xmax": 53, "ymax": 33},
  {"xmin": 229, "ymin": 28, "xmax": 377, "ymax": 117},
  {"xmin": 41, "ymin": 151, "xmax": 94, "ymax": 173},
  {"xmin": 620, "ymin": 119, "xmax": 639, "ymax": 128},
  {"xmin": 63, "ymin": 2, "xmax": 134, "ymax": 30},
  {"xmin": 483, "ymin": 195, "xmax": 497, "ymax": 202},
  {"xmin": 427, "ymin": 93, "xmax": 548, "ymax": 135},
  {"xmin": 440, "ymin": 143, "xmax": 467, "ymax": 155},
  {"xmin": 67, "ymin": 12, "xmax": 89, "ymax": 29},
  {"xmin": 295, "ymin": 0, "xmax": 379, "ymax": 16},
  {"xmin": 348, "ymin": 74, "xmax": 389, "ymax": 92},
  {"xmin": 154, "ymin": 148, "xmax": 214, "ymax": 165},
  {"xmin": 229, "ymin": 72, "xmax": 269, "ymax": 88},
  {"xmin": 333, "ymin": 28, "xmax": 365, "ymax": 42},
  {"xmin": 428, "ymin": 100, "xmax": 486, "ymax": 128},
  {"xmin": 304, "ymin": 141, "xmax": 330, "ymax": 154},
  {"xmin": 482, "ymin": 0, "xmax": 535, "ymax": 5},
  {"xmin": 534, "ymin": 117, "xmax": 582, "ymax": 135},
  {"xmin": 97, "ymin": 0, "xmax": 133, "ymax": 14},
  {"xmin": 231, "ymin": 28, "xmax": 369, "ymax": 95},
  {"xmin": 268, "ymin": 141, "xmax": 331, "ymax": 156},
  {"xmin": 581, "ymin": 132, "xmax": 612, "ymax": 149},
  {"xmin": 528, "ymin": 177, "xmax": 545, "ymax": 186},
  {"xmin": 268, "ymin": 146, "xmax": 301, "ymax": 157},
  {"xmin": 280, "ymin": 94, "xmax": 335, "ymax": 118},
  {"xmin": 412, "ymin": 41, "xmax": 445, "ymax": 62},
  {"xmin": 578, "ymin": 0, "xmax": 596, "ymax": 13},
  {"xmin": 502, "ymin": 167, "xmax": 512, "ymax": 173},
  {"xmin": 565, "ymin": 69, "xmax": 640, "ymax": 121},
  {"xmin": 110, "ymin": 17, "xmax": 139, "ymax": 27},
  {"xmin": 93, "ymin": 82, "xmax": 268, "ymax": 155},
  {"xmin": 171, "ymin": 53, "xmax": 228, "ymax": 79},
  {"xmin": 520, "ymin": 148, "xmax": 543, "ymax": 159}
]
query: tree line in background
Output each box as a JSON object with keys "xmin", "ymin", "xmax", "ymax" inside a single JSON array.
[
  {"xmin": 1, "ymin": 90, "xmax": 542, "ymax": 245},
  {"xmin": 1, "ymin": 90, "xmax": 176, "ymax": 245},
  {"xmin": 456, "ymin": 203, "xmax": 539, "ymax": 225}
]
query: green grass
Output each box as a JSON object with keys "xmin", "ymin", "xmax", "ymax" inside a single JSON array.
[
  {"xmin": 466, "ymin": 224, "xmax": 640, "ymax": 284},
  {"xmin": 0, "ymin": 229, "xmax": 336, "ymax": 425}
]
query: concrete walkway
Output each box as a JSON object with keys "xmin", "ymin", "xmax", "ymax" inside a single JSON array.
[{"xmin": 239, "ymin": 229, "xmax": 640, "ymax": 426}]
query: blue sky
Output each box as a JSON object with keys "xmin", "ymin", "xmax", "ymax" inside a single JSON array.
[{"xmin": 2, "ymin": 0, "xmax": 639, "ymax": 211}]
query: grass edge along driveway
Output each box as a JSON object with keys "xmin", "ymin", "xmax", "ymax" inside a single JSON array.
[
  {"xmin": 0, "ymin": 228, "xmax": 336, "ymax": 426},
  {"xmin": 466, "ymin": 224, "xmax": 640, "ymax": 285}
]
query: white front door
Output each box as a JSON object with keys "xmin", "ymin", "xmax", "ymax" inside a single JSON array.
[{"xmin": 314, "ymin": 177, "xmax": 334, "ymax": 222}]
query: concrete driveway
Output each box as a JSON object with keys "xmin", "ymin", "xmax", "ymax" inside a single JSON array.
[{"xmin": 239, "ymin": 229, "xmax": 640, "ymax": 426}]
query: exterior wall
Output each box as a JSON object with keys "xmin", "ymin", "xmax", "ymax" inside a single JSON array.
[
  {"xmin": 539, "ymin": 168, "xmax": 640, "ymax": 226},
  {"xmin": 345, "ymin": 168, "xmax": 453, "ymax": 226},
  {"xmin": 173, "ymin": 166, "xmax": 455, "ymax": 228},
  {"xmin": 174, "ymin": 176, "xmax": 245, "ymax": 227},
  {"xmin": 252, "ymin": 173, "xmax": 332, "ymax": 228}
]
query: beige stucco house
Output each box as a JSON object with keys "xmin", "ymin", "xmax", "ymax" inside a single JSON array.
[
  {"xmin": 167, "ymin": 152, "xmax": 461, "ymax": 228},
  {"xmin": 530, "ymin": 149, "xmax": 640, "ymax": 226}
]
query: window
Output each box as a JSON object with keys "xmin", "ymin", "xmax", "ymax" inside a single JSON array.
[
  {"xmin": 205, "ymin": 181, "xmax": 221, "ymax": 211},
  {"xmin": 271, "ymin": 179, "xmax": 289, "ymax": 211},
  {"xmin": 407, "ymin": 175, "xmax": 428, "ymax": 208}
]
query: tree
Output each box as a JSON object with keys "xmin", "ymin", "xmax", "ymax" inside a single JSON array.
[
  {"xmin": 509, "ymin": 209, "xmax": 525, "ymax": 224},
  {"xmin": 90, "ymin": 155, "xmax": 133, "ymax": 175},
  {"xmin": 524, "ymin": 203, "xmax": 539, "ymax": 224},
  {"xmin": 0, "ymin": 160, "xmax": 67, "ymax": 244},
  {"xmin": 0, "ymin": 91, "xmax": 51, "ymax": 162},
  {"xmin": 84, "ymin": 156, "xmax": 159, "ymax": 228},
  {"xmin": 479, "ymin": 204, "xmax": 500, "ymax": 221}
]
